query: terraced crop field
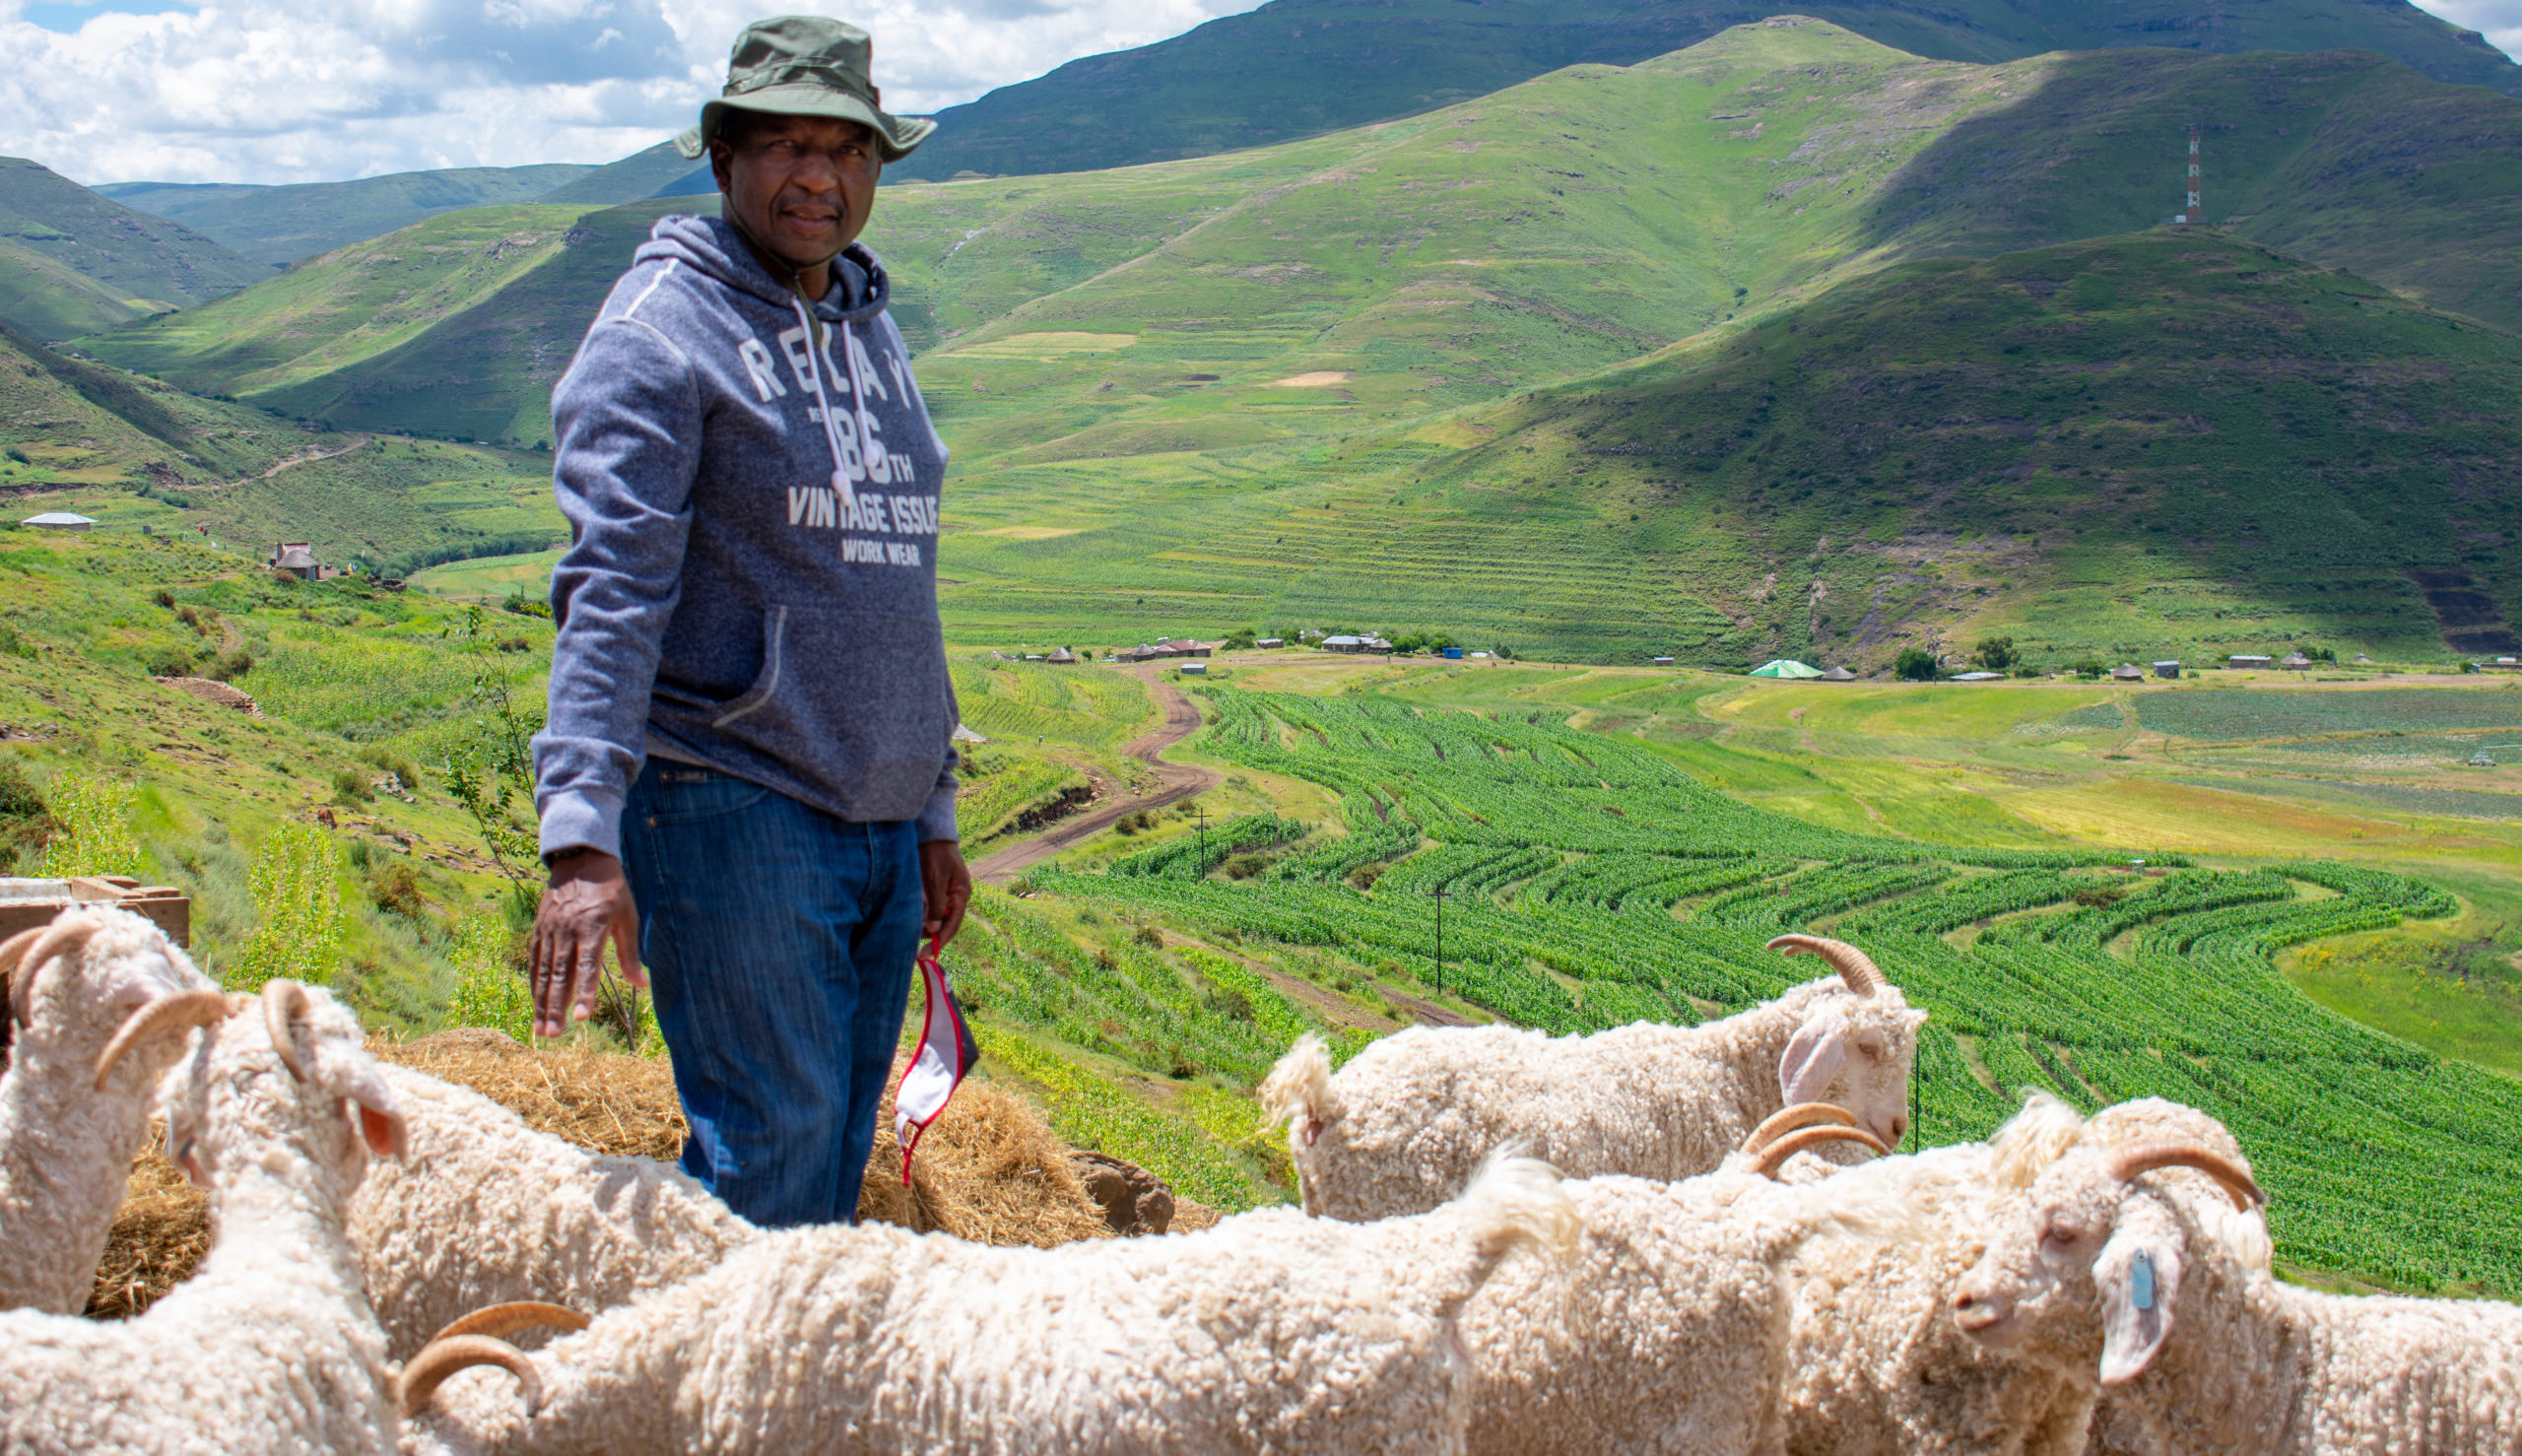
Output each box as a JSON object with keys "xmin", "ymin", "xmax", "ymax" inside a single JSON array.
[
  {"xmin": 1016, "ymin": 687, "xmax": 2520, "ymax": 1292},
  {"xmin": 2139, "ymin": 689, "xmax": 2522, "ymax": 742}
]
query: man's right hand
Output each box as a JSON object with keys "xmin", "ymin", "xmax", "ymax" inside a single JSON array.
[{"xmin": 529, "ymin": 849, "xmax": 644, "ymax": 1038}]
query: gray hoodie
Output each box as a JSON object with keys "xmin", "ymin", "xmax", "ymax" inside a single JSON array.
[{"xmin": 533, "ymin": 213, "xmax": 958, "ymax": 860}]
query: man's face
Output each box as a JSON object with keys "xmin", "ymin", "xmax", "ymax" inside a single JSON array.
[{"xmin": 710, "ymin": 114, "xmax": 881, "ymax": 271}]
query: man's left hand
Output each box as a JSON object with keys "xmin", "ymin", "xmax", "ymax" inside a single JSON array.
[{"xmin": 919, "ymin": 839, "xmax": 971, "ymax": 949}]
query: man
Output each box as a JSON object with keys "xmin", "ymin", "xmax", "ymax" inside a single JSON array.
[{"xmin": 527, "ymin": 15, "xmax": 968, "ymax": 1228}]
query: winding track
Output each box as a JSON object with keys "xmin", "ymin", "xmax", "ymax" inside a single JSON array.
[{"xmin": 971, "ymin": 664, "xmax": 1223, "ymax": 885}]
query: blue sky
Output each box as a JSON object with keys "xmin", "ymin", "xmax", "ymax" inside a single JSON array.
[{"xmin": 1, "ymin": 0, "xmax": 2516, "ymax": 185}]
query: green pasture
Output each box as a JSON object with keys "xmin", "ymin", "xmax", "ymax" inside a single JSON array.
[{"xmin": 412, "ymin": 548, "xmax": 564, "ymax": 600}]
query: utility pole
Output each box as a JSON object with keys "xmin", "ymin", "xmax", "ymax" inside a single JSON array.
[
  {"xmin": 1191, "ymin": 803, "xmax": 1210, "ymax": 875},
  {"xmin": 2178, "ymin": 124, "xmax": 2202, "ymax": 224},
  {"xmin": 1427, "ymin": 884, "xmax": 1449, "ymax": 998}
]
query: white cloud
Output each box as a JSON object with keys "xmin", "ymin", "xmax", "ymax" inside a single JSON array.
[
  {"xmin": 1, "ymin": 0, "xmax": 2513, "ymax": 186},
  {"xmin": 2411, "ymin": 0, "xmax": 2522, "ymax": 62},
  {"xmin": 0, "ymin": 0, "xmax": 1269, "ymax": 184}
]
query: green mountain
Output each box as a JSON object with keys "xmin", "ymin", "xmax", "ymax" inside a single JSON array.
[
  {"xmin": 56, "ymin": 21, "xmax": 2522, "ymax": 663},
  {"xmin": 98, "ymin": 165, "xmax": 595, "ymax": 267},
  {"xmin": 893, "ymin": 0, "xmax": 2520, "ymax": 181},
  {"xmin": 535, "ymin": 142, "xmax": 712, "ymax": 206},
  {"xmin": 1383, "ymin": 230, "xmax": 2522, "ymax": 665},
  {"xmin": 0, "ymin": 158, "xmax": 266, "ymax": 341},
  {"xmin": 80, "ymin": 202, "xmax": 617, "ymax": 429},
  {"xmin": 92, "ymin": 23, "xmax": 2522, "ymax": 441}
]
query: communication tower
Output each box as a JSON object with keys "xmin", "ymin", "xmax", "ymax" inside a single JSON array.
[{"xmin": 2174, "ymin": 126, "xmax": 2202, "ymax": 224}]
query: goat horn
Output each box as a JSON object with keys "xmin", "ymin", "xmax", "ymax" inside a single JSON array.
[
  {"xmin": 424, "ymin": 1301, "xmax": 591, "ymax": 1348},
  {"xmin": 0, "ymin": 927, "xmax": 39, "ymax": 1026},
  {"xmin": 2106, "ymin": 1143, "xmax": 2265, "ymax": 1212},
  {"xmin": 395, "ymin": 1334, "xmax": 545, "ymax": 1420},
  {"xmin": 260, "ymin": 979, "xmax": 311, "ymax": 1083},
  {"xmin": 1765, "ymin": 933, "xmax": 1885, "ymax": 996},
  {"xmin": 1741, "ymin": 1102, "xmax": 1858, "ymax": 1156},
  {"xmin": 94, "ymin": 990, "xmax": 235, "ymax": 1091},
  {"xmin": 1753, "ymin": 1123, "xmax": 1891, "ymax": 1180},
  {"xmin": 9, "ymin": 915, "xmax": 103, "ymax": 1027}
]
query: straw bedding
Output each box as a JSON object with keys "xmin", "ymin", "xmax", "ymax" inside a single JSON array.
[{"xmin": 85, "ymin": 1029, "xmax": 1208, "ymax": 1318}]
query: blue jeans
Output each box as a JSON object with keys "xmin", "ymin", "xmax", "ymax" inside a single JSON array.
[{"xmin": 620, "ymin": 761, "xmax": 923, "ymax": 1228}]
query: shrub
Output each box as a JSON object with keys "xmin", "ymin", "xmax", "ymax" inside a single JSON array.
[
  {"xmin": 331, "ymin": 768, "xmax": 373, "ymax": 804},
  {"xmin": 35, "ymin": 773, "xmax": 141, "ymax": 879},
  {"xmin": 1894, "ymin": 647, "xmax": 1938, "ymax": 682},
  {"xmin": 365, "ymin": 861, "xmax": 429, "ymax": 918},
  {"xmin": 146, "ymin": 645, "xmax": 198, "ymax": 678},
  {"xmin": 2068, "ymin": 658, "xmax": 2108, "ymax": 680},
  {"xmin": 442, "ymin": 914, "xmax": 534, "ymax": 1044},
  {"xmin": 229, "ymin": 824, "xmax": 344, "ymax": 992},
  {"xmin": 152, "ymin": 589, "xmax": 175, "ymax": 609}
]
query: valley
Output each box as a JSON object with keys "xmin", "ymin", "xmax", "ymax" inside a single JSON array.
[{"xmin": 4, "ymin": 5, "xmax": 2522, "ymax": 1306}]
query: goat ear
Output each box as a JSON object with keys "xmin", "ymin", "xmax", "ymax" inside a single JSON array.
[
  {"xmin": 2096, "ymin": 1237, "xmax": 2181, "ymax": 1385},
  {"xmin": 349, "ymin": 1097, "xmax": 409, "ymax": 1159},
  {"xmin": 1778, "ymin": 1021, "xmax": 1849, "ymax": 1105}
]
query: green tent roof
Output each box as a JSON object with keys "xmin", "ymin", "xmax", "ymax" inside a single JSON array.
[{"xmin": 1749, "ymin": 659, "xmax": 1823, "ymax": 679}]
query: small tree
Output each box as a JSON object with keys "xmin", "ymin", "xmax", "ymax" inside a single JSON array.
[
  {"xmin": 35, "ymin": 773, "xmax": 141, "ymax": 880},
  {"xmin": 231, "ymin": 824, "xmax": 344, "ymax": 992},
  {"xmin": 1893, "ymin": 647, "xmax": 1938, "ymax": 682},
  {"xmin": 1970, "ymin": 636, "xmax": 2017, "ymax": 672},
  {"xmin": 2068, "ymin": 658, "xmax": 2108, "ymax": 680}
]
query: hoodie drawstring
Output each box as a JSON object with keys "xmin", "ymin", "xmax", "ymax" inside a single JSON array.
[{"xmin": 784, "ymin": 290, "xmax": 859, "ymax": 513}]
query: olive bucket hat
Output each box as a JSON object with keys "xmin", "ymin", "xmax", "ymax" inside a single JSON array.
[{"xmin": 673, "ymin": 16, "xmax": 935, "ymax": 163}]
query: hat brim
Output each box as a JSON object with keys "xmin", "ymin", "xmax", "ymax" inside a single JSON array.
[{"xmin": 674, "ymin": 87, "xmax": 935, "ymax": 163}]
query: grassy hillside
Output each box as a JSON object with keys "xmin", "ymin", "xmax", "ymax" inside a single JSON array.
[
  {"xmin": 1390, "ymin": 230, "xmax": 2522, "ymax": 665},
  {"xmin": 98, "ymin": 165, "xmax": 595, "ymax": 267},
  {"xmin": 78, "ymin": 204, "xmax": 607, "ymax": 415},
  {"xmin": 1860, "ymin": 45, "xmax": 2522, "ymax": 331},
  {"xmin": 44, "ymin": 24, "xmax": 2522, "ymax": 664},
  {"xmin": 1, "ymin": 319, "xmax": 562, "ymax": 572},
  {"xmin": 0, "ymin": 158, "xmax": 266, "ymax": 340},
  {"xmin": 893, "ymin": 0, "xmax": 2519, "ymax": 181}
]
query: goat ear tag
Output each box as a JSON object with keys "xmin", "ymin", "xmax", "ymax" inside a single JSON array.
[{"xmin": 2130, "ymin": 1250, "xmax": 2156, "ymax": 1311}]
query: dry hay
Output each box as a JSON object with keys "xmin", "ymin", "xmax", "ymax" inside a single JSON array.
[
  {"xmin": 86, "ymin": 1028, "xmax": 1161, "ymax": 1317},
  {"xmin": 85, "ymin": 1127, "xmax": 210, "ymax": 1321}
]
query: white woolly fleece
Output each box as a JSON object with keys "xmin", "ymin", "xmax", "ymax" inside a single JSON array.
[
  {"xmin": 353, "ymin": 1064, "xmax": 758, "ymax": 1360},
  {"xmin": 406, "ymin": 1156, "xmax": 1577, "ymax": 1456},
  {"xmin": 0, "ymin": 982, "xmax": 409, "ymax": 1455},
  {"xmin": 0, "ymin": 906, "xmax": 215, "ymax": 1314},
  {"xmin": 1273, "ymin": 974, "xmax": 1924, "ymax": 1222}
]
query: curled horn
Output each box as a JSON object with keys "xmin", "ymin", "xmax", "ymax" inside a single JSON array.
[
  {"xmin": 9, "ymin": 914, "xmax": 105, "ymax": 1027},
  {"xmin": 2107, "ymin": 1142, "xmax": 2265, "ymax": 1213},
  {"xmin": 424, "ymin": 1301, "xmax": 590, "ymax": 1348},
  {"xmin": 260, "ymin": 979, "xmax": 311, "ymax": 1083},
  {"xmin": 94, "ymin": 990, "xmax": 235, "ymax": 1091},
  {"xmin": 1766, "ymin": 933, "xmax": 1885, "ymax": 997},
  {"xmin": 395, "ymin": 1334, "xmax": 545, "ymax": 1420},
  {"xmin": 0, "ymin": 927, "xmax": 40, "ymax": 1028},
  {"xmin": 1741, "ymin": 1102, "xmax": 1858, "ymax": 1157},
  {"xmin": 1752, "ymin": 1123, "xmax": 1890, "ymax": 1180}
]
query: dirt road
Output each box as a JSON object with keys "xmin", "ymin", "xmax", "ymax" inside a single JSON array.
[{"xmin": 971, "ymin": 665, "xmax": 1223, "ymax": 885}]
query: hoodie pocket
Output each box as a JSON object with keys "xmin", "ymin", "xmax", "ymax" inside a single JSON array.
[
  {"xmin": 709, "ymin": 606, "xmax": 790, "ymax": 729},
  {"xmin": 705, "ymin": 604, "xmax": 951, "ymax": 820}
]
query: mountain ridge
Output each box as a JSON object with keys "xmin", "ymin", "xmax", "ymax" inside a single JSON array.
[
  {"xmin": 0, "ymin": 158, "xmax": 267, "ymax": 340},
  {"xmin": 891, "ymin": 0, "xmax": 2522, "ymax": 181}
]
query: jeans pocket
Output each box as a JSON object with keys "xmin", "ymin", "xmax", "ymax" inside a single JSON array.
[{"xmin": 640, "ymin": 768, "xmax": 772, "ymax": 825}]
